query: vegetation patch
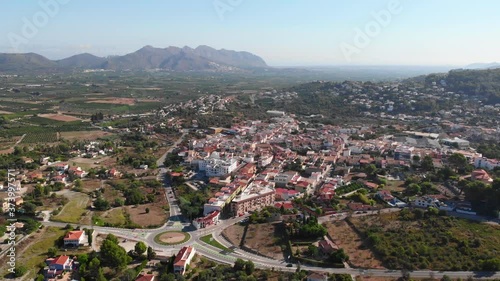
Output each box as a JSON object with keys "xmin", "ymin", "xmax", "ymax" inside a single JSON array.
[
  {"xmin": 52, "ymin": 192, "xmax": 89, "ymax": 223},
  {"xmin": 200, "ymin": 234, "xmax": 232, "ymax": 252},
  {"xmin": 350, "ymin": 210, "xmax": 500, "ymax": 271}
]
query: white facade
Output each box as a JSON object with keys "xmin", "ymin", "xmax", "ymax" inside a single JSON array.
[{"xmin": 474, "ymin": 157, "xmax": 500, "ymax": 170}]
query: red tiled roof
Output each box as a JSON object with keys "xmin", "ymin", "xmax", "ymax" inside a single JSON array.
[
  {"xmin": 51, "ymin": 255, "xmax": 69, "ymax": 266},
  {"xmin": 135, "ymin": 274, "xmax": 155, "ymax": 281},
  {"xmin": 174, "ymin": 246, "xmax": 194, "ymax": 267},
  {"xmin": 64, "ymin": 230, "xmax": 84, "ymax": 241}
]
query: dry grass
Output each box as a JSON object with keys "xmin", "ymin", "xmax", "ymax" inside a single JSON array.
[
  {"xmin": 222, "ymin": 224, "xmax": 245, "ymax": 246},
  {"xmin": 38, "ymin": 113, "xmax": 82, "ymax": 122},
  {"xmin": 242, "ymin": 222, "xmax": 285, "ymax": 260},
  {"xmin": 61, "ymin": 130, "xmax": 114, "ymax": 141},
  {"xmin": 86, "ymin": 98, "xmax": 135, "ymax": 105},
  {"xmin": 325, "ymin": 219, "xmax": 385, "ymax": 269},
  {"xmin": 101, "ymin": 208, "xmax": 127, "ymax": 225},
  {"xmin": 0, "ymin": 227, "xmax": 65, "ymax": 279},
  {"xmin": 125, "ymin": 204, "xmax": 167, "ymax": 227},
  {"xmin": 52, "ymin": 192, "xmax": 89, "ymax": 223}
]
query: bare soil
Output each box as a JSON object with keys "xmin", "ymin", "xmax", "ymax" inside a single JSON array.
[{"xmin": 325, "ymin": 219, "xmax": 385, "ymax": 269}]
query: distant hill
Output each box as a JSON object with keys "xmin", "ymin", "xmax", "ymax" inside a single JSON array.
[
  {"xmin": 0, "ymin": 53, "xmax": 57, "ymax": 72},
  {"xmin": 56, "ymin": 53, "xmax": 106, "ymax": 68},
  {"xmin": 0, "ymin": 45, "xmax": 268, "ymax": 72},
  {"xmin": 421, "ymin": 68, "xmax": 500, "ymax": 104},
  {"xmin": 465, "ymin": 62, "xmax": 500, "ymax": 70}
]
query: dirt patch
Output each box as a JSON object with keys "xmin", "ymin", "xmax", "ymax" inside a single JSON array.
[
  {"xmin": 242, "ymin": 222, "xmax": 285, "ymax": 260},
  {"xmin": 157, "ymin": 232, "xmax": 187, "ymax": 244},
  {"xmin": 222, "ymin": 224, "xmax": 245, "ymax": 246},
  {"xmin": 325, "ymin": 220, "xmax": 385, "ymax": 269},
  {"xmin": 0, "ymin": 110, "xmax": 13, "ymax": 114},
  {"xmin": 61, "ymin": 131, "xmax": 114, "ymax": 141},
  {"xmin": 125, "ymin": 204, "xmax": 167, "ymax": 227},
  {"xmin": 38, "ymin": 113, "xmax": 82, "ymax": 122},
  {"xmin": 86, "ymin": 98, "xmax": 135, "ymax": 105}
]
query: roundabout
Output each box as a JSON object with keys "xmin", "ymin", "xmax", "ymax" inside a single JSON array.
[{"xmin": 154, "ymin": 231, "xmax": 191, "ymax": 245}]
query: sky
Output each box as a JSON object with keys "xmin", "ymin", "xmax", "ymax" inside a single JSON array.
[{"xmin": 1, "ymin": 0, "xmax": 499, "ymax": 66}]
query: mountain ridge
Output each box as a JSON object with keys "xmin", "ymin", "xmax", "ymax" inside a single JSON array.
[{"xmin": 0, "ymin": 45, "xmax": 268, "ymax": 72}]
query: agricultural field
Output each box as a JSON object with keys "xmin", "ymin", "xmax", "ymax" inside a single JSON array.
[
  {"xmin": 349, "ymin": 211, "xmax": 500, "ymax": 271},
  {"xmin": 38, "ymin": 113, "xmax": 82, "ymax": 122},
  {"xmin": 60, "ymin": 130, "xmax": 114, "ymax": 141},
  {"xmin": 21, "ymin": 131, "xmax": 58, "ymax": 143}
]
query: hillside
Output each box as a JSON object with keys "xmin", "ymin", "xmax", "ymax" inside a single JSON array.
[
  {"xmin": 0, "ymin": 45, "xmax": 267, "ymax": 72},
  {"xmin": 0, "ymin": 53, "xmax": 57, "ymax": 72},
  {"xmin": 423, "ymin": 68, "xmax": 500, "ymax": 104},
  {"xmin": 56, "ymin": 53, "xmax": 106, "ymax": 68}
]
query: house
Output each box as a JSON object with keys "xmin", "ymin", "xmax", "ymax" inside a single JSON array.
[
  {"xmin": 45, "ymin": 255, "xmax": 73, "ymax": 278},
  {"xmin": 135, "ymin": 274, "xmax": 155, "ymax": 281},
  {"xmin": 275, "ymin": 188, "xmax": 300, "ymax": 201},
  {"xmin": 108, "ymin": 168, "xmax": 121, "ymax": 178},
  {"xmin": 63, "ymin": 230, "xmax": 86, "ymax": 247},
  {"xmin": 53, "ymin": 162, "xmax": 69, "ymax": 172},
  {"xmin": 376, "ymin": 190, "xmax": 394, "ymax": 202},
  {"xmin": 471, "ymin": 169, "xmax": 494, "ymax": 184},
  {"xmin": 193, "ymin": 210, "xmax": 220, "ymax": 229},
  {"xmin": 173, "ymin": 246, "xmax": 196, "ymax": 275},
  {"xmin": 307, "ymin": 271, "xmax": 328, "ymax": 281},
  {"xmin": 318, "ymin": 183, "xmax": 336, "ymax": 201},
  {"xmin": 412, "ymin": 196, "xmax": 453, "ymax": 211},
  {"xmin": 318, "ymin": 236, "xmax": 338, "ymax": 255},
  {"xmin": 46, "ymin": 255, "xmax": 73, "ymax": 271}
]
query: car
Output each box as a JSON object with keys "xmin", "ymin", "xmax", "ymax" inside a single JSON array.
[{"xmin": 286, "ymin": 263, "xmax": 293, "ymax": 267}]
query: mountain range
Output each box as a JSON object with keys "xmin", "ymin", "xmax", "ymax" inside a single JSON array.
[{"xmin": 0, "ymin": 45, "xmax": 267, "ymax": 72}]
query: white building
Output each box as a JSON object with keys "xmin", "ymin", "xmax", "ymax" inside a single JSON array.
[
  {"xmin": 174, "ymin": 246, "xmax": 196, "ymax": 275},
  {"xmin": 198, "ymin": 152, "xmax": 238, "ymax": 177},
  {"xmin": 474, "ymin": 157, "xmax": 500, "ymax": 170}
]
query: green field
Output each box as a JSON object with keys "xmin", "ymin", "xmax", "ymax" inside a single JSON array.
[{"xmin": 200, "ymin": 234, "xmax": 233, "ymax": 252}]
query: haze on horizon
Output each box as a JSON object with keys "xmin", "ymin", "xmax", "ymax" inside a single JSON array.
[{"xmin": 1, "ymin": 0, "xmax": 499, "ymax": 67}]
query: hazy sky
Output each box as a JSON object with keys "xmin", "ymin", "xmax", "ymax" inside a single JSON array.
[{"xmin": 1, "ymin": 0, "xmax": 499, "ymax": 66}]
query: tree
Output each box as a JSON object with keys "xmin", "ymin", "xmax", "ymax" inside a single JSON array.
[
  {"xmin": 96, "ymin": 267, "xmax": 107, "ymax": 281},
  {"xmin": 244, "ymin": 260, "xmax": 255, "ymax": 275},
  {"xmin": 120, "ymin": 269, "xmax": 137, "ymax": 281},
  {"xmin": 421, "ymin": 155, "xmax": 434, "ymax": 171},
  {"xmin": 147, "ymin": 246, "xmax": 156, "ymax": 260},
  {"xmin": 406, "ymin": 183, "xmax": 421, "ymax": 196},
  {"xmin": 74, "ymin": 179, "xmax": 83, "ymax": 190},
  {"xmin": 234, "ymin": 258, "xmax": 246, "ymax": 271},
  {"xmin": 135, "ymin": 241, "xmax": 147, "ymax": 256},
  {"xmin": 14, "ymin": 265, "xmax": 28, "ymax": 277},
  {"xmin": 145, "ymin": 207, "xmax": 150, "ymax": 214},
  {"xmin": 23, "ymin": 202, "xmax": 37, "ymax": 216},
  {"xmin": 86, "ymin": 229, "xmax": 93, "ymax": 245},
  {"xmin": 364, "ymin": 164, "xmax": 377, "ymax": 177},
  {"xmin": 48, "ymin": 247, "xmax": 58, "ymax": 257},
  {"xmin": 448, "ymin": 153, "xmax": 467, "ymax": 172},
  {"xmin": 94, "ymin": 197, "xmax": 110, "ymax": 211},
  {"xmin": 100, "ymin": 235, "xmax": 131, "ymax": 269}
]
